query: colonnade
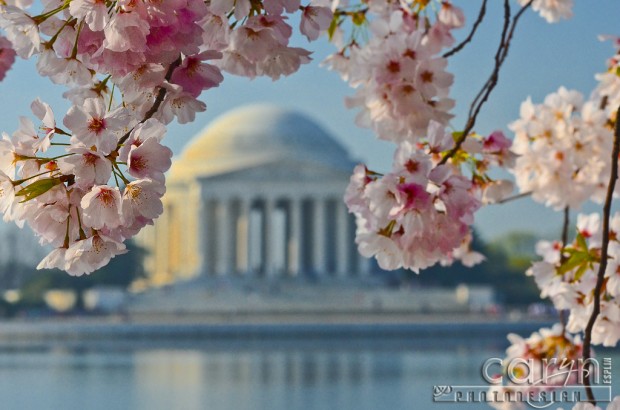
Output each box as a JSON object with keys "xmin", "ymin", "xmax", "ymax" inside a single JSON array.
[{"xmin": 199, "ymin": 196, "xmax": 370, "ymax": 277}]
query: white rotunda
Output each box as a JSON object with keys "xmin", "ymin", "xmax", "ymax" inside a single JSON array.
[{"xmin": 137, "ymin": 104, "xmax": 370, "ymax": 286}]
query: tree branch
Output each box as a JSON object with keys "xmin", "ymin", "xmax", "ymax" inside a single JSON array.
[
  {"xmin": 438, "ymin": 0, "xmax": 533, "ymax": 166},
  {"xmin": 116, "ymin": 55, "xmax": 182, "ymax": 148},
  {"xmin": 442, "ymin": 0, "xmax": 487, "ymax": 59},
  {"xmin": 559, "ymin": 206, "xmax": 570, "ymax": 334},
  {"xmin": 582, "ymin": 105, "xmax": 620, "ymax": 404},
  {"xmin": 491, "ymin": 190, "xmax": 531, "ymax": 204}
]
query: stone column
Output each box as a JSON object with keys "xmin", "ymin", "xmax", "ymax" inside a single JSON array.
[
  {"xmin": 155, "ymin": 204, "xmax": 169, "ymax": 281},
  {"xmin": 336, "ymin": 199, "xmax": 350, "ymax": 277},
  {"xmin": 358, "ymin": 250, "xmax": 370, "ymax": 276},
  {"xmin": 215, "ymin": 198, "xmax": 232, "ymax": 276},
  {"xmin": 199, "ymin": 199, "xmax": 211, "ymax": 276},
  {"xmin": 236, "ymin": 197, "xmax": 251, "ymax": 274},
  {"xmin": 312, "ymin": 198, "xmax": 326, "ymax": 275},
  {"xmin": 263, "ymin": 197, "xmax": 275, "ymax": 277},
  {"xmin": 287, "ymin": 197, "xmax": 302, "ymax": 276},
  {"xmin": 200, "ymin": 198, "xmax": 217, "ymax": 276}
]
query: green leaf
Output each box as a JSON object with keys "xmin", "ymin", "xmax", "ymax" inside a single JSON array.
[
  {"xmin": 452, "ymin": 131, "xmax": 464, "ymax": 142},
  {"xmin": 352, "ymin": 11, "xmax": 365, "ymax": 26},
  {"xmin": 576, "ymin": 233, "xmax": 588, "ymax": 251},
  {"xmin": 557, "ymin": 251, "xmax": 589, "ymax": 276},
  {"xmin": 573, "ymin": 261, "xmax": 591, "ymax": 282},
  {"xmin": 327, "ymin": 16, "xmax": 340, "ymax": 41},
  {"xmin": 15, "ymin": 178, "xmax": 63, "ymax": 202}
]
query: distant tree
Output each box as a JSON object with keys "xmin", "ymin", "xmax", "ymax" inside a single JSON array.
[
  {"xmin": 488, "ymin": 231, "xmax": 540, "ymax": 259},
  {"xmin": 19, "ymin": 240, "xmax": 147, "ymax": 309},
  {"xmin": 406, "ymin": 229, "xmax": 542, "ymax": 306}
]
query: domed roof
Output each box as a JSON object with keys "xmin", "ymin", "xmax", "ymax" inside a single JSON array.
[{"xmin": 170, "ymin": 104, "xmax": 354, "ymax": 181}]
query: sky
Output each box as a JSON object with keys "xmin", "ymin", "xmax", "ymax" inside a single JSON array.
[{"xmin": 0, "ymin": 0, "xmax": 619, "ymax": 242}]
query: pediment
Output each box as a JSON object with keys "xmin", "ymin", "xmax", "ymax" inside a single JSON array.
[{"xmin": 198, "ymin": 159, "xmax": 352, "ymax": 183}]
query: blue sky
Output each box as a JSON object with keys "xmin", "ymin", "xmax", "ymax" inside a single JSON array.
[{"xmin": 0, "ymin": 0, "xmax": 618, "ymax": 241}]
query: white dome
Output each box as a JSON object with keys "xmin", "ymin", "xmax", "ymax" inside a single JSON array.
[{"xmin": 170, "ymin": 104, "xmax": 354, "ymax": 180}]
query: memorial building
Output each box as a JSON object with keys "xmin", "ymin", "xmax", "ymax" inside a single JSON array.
[{"xmin": 137, "ymin": 104, "xmax": 370, "ymax": 286}]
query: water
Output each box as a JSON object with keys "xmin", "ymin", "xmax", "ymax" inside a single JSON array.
[{"xmin": 0, "ymin": 325, "xmax": 617, "ymax": 410}]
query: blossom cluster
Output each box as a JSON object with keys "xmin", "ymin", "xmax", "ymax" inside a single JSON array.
[
  {"xmin": 510, "ymin": 36, "xmax": 620, "ymax": 211},
  {"xmin": 592, "ymin": 35, "xmax": 620, "ymax": 119},
  {"xmin": 0, "ymin": 0, "xmax": 331, "ymax": 274},
  {"xmin": 509, "ymin": 87, "xmax": 613, "ymax": 210},
  {"xmin": 324, "ymin": 2, "xmax": 459, "ymax": 143},
  {"xmin": 0, "ymin": 0, "xmax": 588, "ymax": 279},
  {"xmin": 0, "ymin": 98, "xmax": 173, "ymax": 275},
  {"xmin": 528, "ymin": 213, "xmax": 620, "ymax": 347},
  {"xmin": 344, "ymin": 120, "xmax": 494, "ymax": 272},
  {"xmin": 488, "ymin": 324, "xmax": 584, "ymax": 410},
  {"xmin": 332, "ymin": 2, "xmax": 524, "ymax": 272}
]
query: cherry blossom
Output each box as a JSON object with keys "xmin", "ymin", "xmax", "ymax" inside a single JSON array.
[
  {"xmin": 57, "ymin": 148, "xmax": 112, "ymax": 190},
  {"xmin": 63, "ymin": 233, "xmax": 127, "ymax": 276},
  {"xmin": 489, "ymin": 325, "xmax": 586, "ymax": 410},
  {"xmin": 509, "ymin": 87, "xmax": 612, "ymax": 210},
  {"xmin": 527, "ymin": 212, "xmax": 620, "ymax": 347},
  {"xmin": 64, "ymin": 98, "xmax": 128, "ymax": 155},
  {"xmin": 0, "ymin": 35, "xmax": 15, "ymax": 81},
  {"xmin": 345, "ymin": 121, "xmax": 482, "ymax": 272},
  {"xmin": 0, "ymin": 0, "xmax": 618, "ymax": 404},
  {"xmin": 0, "ymin": 0, "xmax": 335, "ymax": 275},
  {"xmin": 325, "ymin": 7, "xmax": 456, "ymax": 143},
  {"xmin": 80, "ymin": 185, "xmax": 122, "ymax": 231},
  {"xmin": 521, "ymin": 0, "xmax": 574, "ymax": 24}
]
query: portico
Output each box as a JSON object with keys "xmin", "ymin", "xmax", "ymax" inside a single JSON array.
[
  {"xmin": 199, "ymin": 193, "xmax": 363, "ymax": 278},
  {"xmin": 137, "ymin": 104, "xmax": 370, "ymax": 285}
]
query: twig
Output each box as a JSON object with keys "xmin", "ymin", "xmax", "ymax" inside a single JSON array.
[
  {"xmin": 442, "ymin": 0, "xmax": 487, "ymax": 59},
  {"xmin": 582, "ymin": 105, "xmax": 620, "ymax": 404},
  {"xmin": 559, "ymin": 206, "xmax": 570, "ymax": 334},
  {"xmin": 492, "ymin": 190, "xmax": 531, "ymax": 204},
  {"xmin": 438, "ymin": 0, "xmax": 533, "ymax": 165},
  {"xmin": 467, "ymin": 0, "xmax": 510, "ymax": 122},
  {"xmin": 116, "ymin": 55, "xmax": 182, "ymax": 147}
]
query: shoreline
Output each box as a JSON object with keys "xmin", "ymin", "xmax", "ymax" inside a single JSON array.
[{"xmin": 0, "ymin": 313, "xmax": 556, "ymax": 348}]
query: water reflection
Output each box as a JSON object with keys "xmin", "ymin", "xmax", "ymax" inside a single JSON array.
[
  {"xmin": 0, "ymin": 339, "xmax": 616, "ymax": 410},
  {"xmin": 126, "ymin": 345, "xmax": 501, "ymax": 410}
]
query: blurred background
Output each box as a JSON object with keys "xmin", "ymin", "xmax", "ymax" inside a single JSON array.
[{"xmin": 0, "ymin": 1, "xmax": 619, "ymax": 409}]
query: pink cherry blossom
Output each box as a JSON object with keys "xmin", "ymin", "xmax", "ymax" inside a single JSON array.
[
  {"xmin": 521, "ymin": 0, "xmax": 573, "ymax": 23},
  {"xmin": 0, "ymin": 171, "xmax": 15, "ymax": 217},
  {"xmin": 300, "ymin": 5, "xmax": 332, "ymax": 41},
  {"xmin": 65, "ymin": 98, "xmax": 127, "ymax": 155},
  {"xmin": 0, "ymin": 36, "xmax": 16, "ymax": 81},
  {"xmin": 80, "ymin": 185, "xmax": 122, "ymax": 230},
  {"xmin": 170, "ymin": 51, "xmax": 224, "ymax": 98},
  {"xmin": 57, "ymin": 148, "xmax": 112, "ymax": 190},
  {"xmin": 69, "ymin": 0, "xmax": 110, "ymax": 32},
  {"xmin": 63, "ymin": 233, "xmax": 127, "ymax": 276},
  {"xmin": 127, "ymin": 137, "xmax": 172, "ymax": 182},
  {"xmin": 121, "ymin": 179, "xmax": 165, "ymax": 226},
  {"xmin": 0, "ymin": 5, "xmax": 41, "ymax": 58},
  {"xmin": 438, "ymin": 2, "xmax": 465, "ymax": 28}
]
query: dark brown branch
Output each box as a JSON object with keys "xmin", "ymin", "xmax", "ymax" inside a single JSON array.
[
  {"xmin": 442, "ymin": 0, "xmax": 487, "ymax": 59},
  {"xmin": 438, "ymin": 0, "xmax": 533, "ymax": 165},
  {"xmin": 467, "ymin": 0, "xmax": 510, "ymax": 120},
  {"xmin": 491, "ymin": 190, "xmax": 531, "ymax": 204},
  {"xmin": 559, "ymin": 206, "xmax": 570, "ymax": 334},
  {"xmin": 116, "ymin": 55, "xmax": 182, "ymax": 148},
  {"xmin": 582, "ymin": 105, "xmax": 620, "ymax": 404}
]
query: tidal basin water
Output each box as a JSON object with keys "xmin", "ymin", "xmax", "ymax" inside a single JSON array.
[{"xmin": 0, "ymin": 322, "xmax": 617, "ymax": 410}]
